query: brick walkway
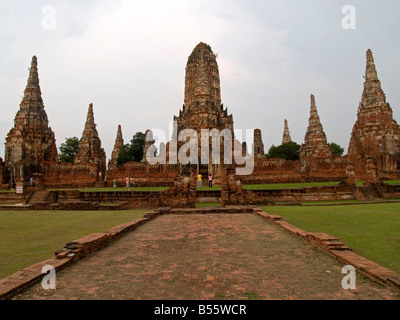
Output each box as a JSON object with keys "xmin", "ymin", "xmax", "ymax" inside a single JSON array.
[{"xmin": 16, "ymin": 213, "xmax": 400, "ymax": 300}]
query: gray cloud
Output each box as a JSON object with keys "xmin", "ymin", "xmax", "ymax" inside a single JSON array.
[{"xmin": 0, "ymin": 0, "xmax": 399, "ymax": 160}]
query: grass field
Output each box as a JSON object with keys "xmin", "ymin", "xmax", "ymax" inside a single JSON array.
[
  {"xmin": 261, "ymin": 203, "xmax": 400, "ymax": 274},
  {"xmin": 244, "ymin": 182, "xmax": 340, "ymax": 190},
  {"xmin": 80, "ymin": 187, "xmax": 170, "ymax": 192},
  {"xmin": 197, "ymin": 186, "xmax": 222, "ymax": 191},
  {"xmin": 195, "ymin": 203, "xmax": 221, "ymax": 208},
  {"xmin": 0, "ymin": 209, "xmax": 151, "ymax": 279}
]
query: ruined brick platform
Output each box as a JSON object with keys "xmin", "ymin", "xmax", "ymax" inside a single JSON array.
[{"xmin": 12, "ymin": 210, "xmax": 400, "ymax": 300}]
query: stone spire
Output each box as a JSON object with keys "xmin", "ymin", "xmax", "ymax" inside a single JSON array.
[
  {"xmin": 173, "ymin": 42, "xmax": 234, "ymax": 168},
  {"xmin": 5, "ymin": 56, "xmax": 58, "ymax": 181},
  {"xmin": 282, "ymin": 119, "xmax": 292, "ymax": 144},
  {"xmin": 74, "ymin": 104, "xmax": 107, "ymax": 177},
  {"xmin": 365, "ymin": 49, "xmax": 378, "ymax": 82},
  {"xmin": 300, "ymin": 94, "xmax": 333, "ymax": 173},
  {"xmin": 348, "ymin": 49, "xmax": 400, "ymax": 177},
  {"xmin": 184, "ymin": 42, "xmax": 222, "ymax": 110},
  {"xmin": 21, "ymin": 56, "xmax": 43, "ymax": 107},
  {"xmin": 108, "ymin": 125, "xmax": 124, "ymax": 171}
]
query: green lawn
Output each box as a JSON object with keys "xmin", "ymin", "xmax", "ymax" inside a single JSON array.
[
  {"xmin": 261, "ymin": 204, "xmax": 400, "ymax": 274},
  {"xmin": 197, "ymin": 186, "xmax": 222, "ymax": 191},
  {"xmin": 384, "ymin": 180, "xmax": 400, "ymax": 186},
  {"xmin": 46, "ymin": 187, "xmax": 170, "ymax": 192},
  {"xmin": 196, "ymin": 203, "xmax": 221, "ymax": 208},
  {"xmin": 0, "ymin": 209, "xmax": 151, "ymax": 279},
  {"xmin": 80, "ymin": 187, "xmax": 170, "ymax": 192},
  {"xmin": 244, "ymin": 182, "xmax": 340, "ymax": 190},
  {"xmin": 300, "ymin": 200, "xmax": 374, "ymax": 205}
]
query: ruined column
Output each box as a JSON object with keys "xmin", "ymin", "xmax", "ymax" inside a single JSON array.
[{"xmin": 253, "ymin": 129, "xmax": 265, "ymax": 159}]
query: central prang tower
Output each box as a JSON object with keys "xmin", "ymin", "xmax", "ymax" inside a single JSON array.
[
  {"xmin": 174, "ymin": 42, "xmax": 234, "ymax": 137},
  {"xmin": 171, "ymin": 42, "xmax": 235, "ymax": 179}
]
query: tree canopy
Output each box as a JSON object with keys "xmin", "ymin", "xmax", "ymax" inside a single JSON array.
[
  {"xmin": 59, "ymin": 137, "xmax": 80, "ymax": 163},
  {"xmin": 330, "ymin": 142, "xmax": 345, "ymax": 157},
  {"xmin": 117, "ymin": 132, "xmax": 146, "ymax": 166},
  {"xmin": 265, "ymin": 142, "xmax": 301, "ymax": 161}
]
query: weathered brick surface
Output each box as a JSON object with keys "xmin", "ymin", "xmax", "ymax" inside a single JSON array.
[
  {"xmin": 255, "ymin": 208, "xmax": 400, "ymax": 294},
  {"xmin": 13, "ymin": 211, "xmax": 400, "ymax": 300},
  {"xmin": 0, "ymin": 215, "xmax": 154, "ymax": 300}
]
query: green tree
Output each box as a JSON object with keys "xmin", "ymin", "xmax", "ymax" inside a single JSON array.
[
  {"xmin": 117, "ymin": 132, "xmax": 146, "ymax": 166},
  {"xmin": 266, "ymin": 142, "xmax": 301, "ymax": 161},
  {"xmin": 59, "ymin": 137, "xmax": 80, "ymax": 163},
  {"xmin": 330, "ymin": 142, "xmax": 345, "ymax": 157}
]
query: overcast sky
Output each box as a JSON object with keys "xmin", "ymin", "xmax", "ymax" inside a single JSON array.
[{"xmin": 1, "ymin": 0, "xmax": 399, "ymax": 160}]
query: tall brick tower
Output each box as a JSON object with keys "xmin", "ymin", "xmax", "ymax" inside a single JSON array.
[
  {"xmin": 74, "ymin": 103, "xmax": 107, "ymax": 179},
  {"xmin": 108, "ymin": 125, "xmax": 124, "ymax": 171},
  {"xmin": 300, "ymin": 95, "xmax": 333, "ymax": 174},
  {"xmin": 4, "ymin": 56, "xmax": 58, "ymax": 181},
  {"xmin": 282, "ymin": 119, "xmax": 292, "ymax": 145},
  {"xmin": 172, "ymin": 42, "xmax": 235, "ymax": 174},
  {"xmin": 348, "ymin": 49, "xmax": 400, "ymax": 178},
  {"xmin": 174, "ymin": 42, "xmax": 234, "ymax": 137}
]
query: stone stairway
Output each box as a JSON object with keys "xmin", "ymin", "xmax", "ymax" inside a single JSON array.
[
  {"xmin": 26, "ymin": 190, "xmax": 49, "ymax": 205},
  {"xmin": 357, "ymin": 184, "xmax": 384, "ymax": 201},
  {"xmin": 92, "ymin": 181, "xmax": 106, "ymax": 188},
  {"xmin": 163, "ymin": 206, "xmax": 255, "ymax": 215}
]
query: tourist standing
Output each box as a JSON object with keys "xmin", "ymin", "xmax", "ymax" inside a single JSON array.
[
  {"xmin": 197, "ymin": 174, "xmax": 203, "ymax": 188},
  {"xmin": 125, "ymin": 175, "xmax": 130, "ymax": 189},
  {"xmin": 11, "ymin": 177, "xmax": 16, "ymax": 191},
  {"xmin": 30, "ymin": 177, "xmax": 34, "ymax": 187},
  {"xmin": 130, "ymin": 176, "xmax": 135, "ymax": 189},
  {"xmin": 209, "ymin": 174, "xmax": 213, "ymax": 188}
]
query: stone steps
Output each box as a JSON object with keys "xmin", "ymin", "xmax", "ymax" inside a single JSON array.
[
  {"xmin": 165, "ymin": 206, "xmax": 255, "ymax": 215},
  {"xmin": 26, "ymin": 191, "xmax": 49, "ymax": 205}
]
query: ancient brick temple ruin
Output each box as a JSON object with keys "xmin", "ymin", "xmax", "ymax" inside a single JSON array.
[
  {"xmin": 282, "ymin": 119, "xmax": 292, "ymax": 144},
  {"xmin": 108, "ymin": 125, "xmax": 124, "ymax": 172},
  {"xmin": 173, "ymin": 42, "xmax": 235, "ymax": 180},
  {"xmin": 300, "ymin": 95, "xmax": 334, "ymax": 176},
  {"xmin": 4, "ymin": 56, "xmax": 58, "ymax": 183},
  {"xmin": 74, "ymin": 103, "xmax": 107, "ymax": 180},
  {"xmin": 1, "ymin": 46, "xmax": 399, "ymax": 189},
  {"xmin": 348, "ymin": 50, "xmax": 400, "ymax": 180}
]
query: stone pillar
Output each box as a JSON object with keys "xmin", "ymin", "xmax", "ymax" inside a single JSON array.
[
  {"xmin": 220, "ymin": 165, "xmax": 229, "ymax": 207},
  {"xmin": 346, "ymin": 164, "xmax": 356, "ymax": 185},
  {"xmin": 0, "ymin": 158, "xmax": 4, "ymax": 184},
  {"xmin": 365, "ymin": 158, "xmax": 381, "ymax": 185},
  {"xmin": 253, "ymin": 129, "xmax": 265, "ymax": 159}
]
